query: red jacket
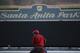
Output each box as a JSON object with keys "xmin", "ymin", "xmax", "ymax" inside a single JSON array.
[{"xmin": 32, "ymin": 34, "xmax": 46, "ymax": 47}]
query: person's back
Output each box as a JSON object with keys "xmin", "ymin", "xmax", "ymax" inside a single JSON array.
[{"xmin": 32, "ymin": 33, "xmax": 46, "ymax": 47}]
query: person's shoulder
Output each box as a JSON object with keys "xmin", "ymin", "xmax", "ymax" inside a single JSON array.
[
  {"xmin": 39, "ymin": 34, "xmax": 43, "ymax": 36},
  {"xmin": 39, "ymin": 34, "xmax": 44, "ymax": 37}
]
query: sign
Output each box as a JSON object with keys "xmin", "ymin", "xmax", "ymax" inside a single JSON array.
[{"xmin": 0, "ymin": 5, "xmax": 80, "ymax": 21}]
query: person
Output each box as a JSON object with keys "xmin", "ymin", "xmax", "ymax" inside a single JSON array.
[{"xmin": 30, "ymin": 29, "xmax": 47, "ymax": 53}]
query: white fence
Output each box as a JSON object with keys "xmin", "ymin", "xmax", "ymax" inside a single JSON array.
[{"xmin": 0, "ymin": 51, "xmax": 80, "ymax": 53}]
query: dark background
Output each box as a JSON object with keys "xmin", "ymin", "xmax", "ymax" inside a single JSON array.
[{"xmin": 0, "ymin": 21, "xmax": 80, "ymax": 47}]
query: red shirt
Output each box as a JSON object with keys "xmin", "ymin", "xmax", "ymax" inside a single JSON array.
[{"xmin": 32, "ymin": 34, "xmax": 46, "ymax": 47}]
